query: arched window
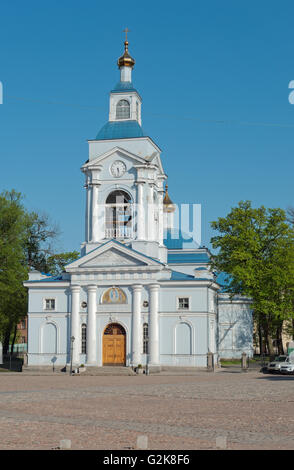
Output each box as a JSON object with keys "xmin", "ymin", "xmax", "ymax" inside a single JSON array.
[
  {"xmin": 143, "ymin": 323, "xmax": 149, "ymax": 354},
  {"xmin": 116, "ymin": 100, "xmax": 130, "ymax": 119},
  {"xmin": 104, "ymin": 323, "xmax": 126, "ymax": 335},
  {"xmin": 81, "ymin": 324, "xmax": 87, "ymax": 354},
  {"xmin": 105, "ymin": 190, "xmax": 133, "ymax": 239}
]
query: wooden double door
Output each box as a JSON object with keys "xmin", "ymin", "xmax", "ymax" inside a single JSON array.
[{"xmin": 103, "ymin": 323, "xmax": 126, "ymax": 366}]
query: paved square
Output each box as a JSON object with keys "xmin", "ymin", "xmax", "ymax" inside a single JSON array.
[{"xmin": 0, "ymin": 370, "xmax": 293, "ymax": 450}]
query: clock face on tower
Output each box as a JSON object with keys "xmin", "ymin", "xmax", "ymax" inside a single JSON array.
[{"xmin": 110, "ymin": 160, "xmax": 126, "ymax": 178}]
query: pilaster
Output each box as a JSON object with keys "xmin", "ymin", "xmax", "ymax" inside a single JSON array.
[
  {"xmin": 70, "ymin": 285, "xmax": 80, "ymax": 365},
  {"xmin": 132, "ymin": 284, "xmax": 142, "ymax": 365},
  {"xmin": 87, "ymin": 285, "xmax": 97, "ymax": 364},
  {"xmin": 148, "ymin": 284, "xmax": 160, "ymax": 365}
]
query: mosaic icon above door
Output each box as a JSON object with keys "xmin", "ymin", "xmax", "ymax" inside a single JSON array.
[{"xmin": 101, "ymin": 287, "xmax": 127, "ymax": 304}]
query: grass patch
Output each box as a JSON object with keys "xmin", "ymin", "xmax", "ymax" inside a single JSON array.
[{"xmin": 220, "ymin": 356, "xmax": 268, "ymax": 367}]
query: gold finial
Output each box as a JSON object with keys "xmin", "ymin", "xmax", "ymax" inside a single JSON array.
[
  {"xmin": 117, "ymin": 28, "xmax": 135, "ymax": 69},
  {"xmin": 163, "ymin": 184, "xmax": 176, "ymax": 213}
]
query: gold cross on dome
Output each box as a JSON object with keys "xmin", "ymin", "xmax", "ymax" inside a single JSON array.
[{"xmin": 123, "ymin": 28, "xmax": 130, "ymax": 41}]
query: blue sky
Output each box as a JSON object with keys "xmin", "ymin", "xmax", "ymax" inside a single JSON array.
[{"xmin": 0, "ymin": 0, "xmax": 293, "ymax": 252}]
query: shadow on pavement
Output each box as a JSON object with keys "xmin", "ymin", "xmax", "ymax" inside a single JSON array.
[{"xmin": 257, "ymin": 375, "xmax": 294, "ymax": 381}]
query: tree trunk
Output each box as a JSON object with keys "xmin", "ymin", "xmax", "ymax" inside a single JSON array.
[
  {"xmin": 10, "ymin": 324, "xmax": 18, "ymax": 355},
  {"xmin": 258, "ymin": 324, "xmax": 264, "ymax": 355},
  {"xmin": 276, "ymin": 323, "xmax": 284, "ymax": 355},
  {"xmin": 263, "ymin": 323, "xmax": 274, "ymax": 357},
  {"xmin": 2, "ymin": 325, "xmax": 12, "ymax": 355}
]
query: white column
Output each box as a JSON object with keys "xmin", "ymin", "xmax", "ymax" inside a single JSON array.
[
  {"xmin": 85, "ymin": 181, "xmax": 91, "ymax": 242},
  {"xmin": 87, "ymin": 285, "xmax": 97, "ymax": 364},
  {"xmin": 148, "ymin": 284, "xmax": 160, "ymax": 365},
  {"xmin": 132, "ymin": 285, "xmax": 142, "ymax": 365},
  {"xmin": 91, "ymin": 184, "xmax": 99, "ymax": 242},
  {"xmin": 137, "ymin": 182, "xmax": 145, "ymax": 240},
  {"xmin": 147, "ymin": 184, "xmax": 154, "ymax": 241},
  {"xmin": 70, "ymin": 285, "xmax": 80, "ymax": 365},
  {"xmin": 158, "ymin": 190, "xmax": 164, "ymax": 245}
]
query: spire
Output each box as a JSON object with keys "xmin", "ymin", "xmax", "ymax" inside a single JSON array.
[
  {"xmin": 117, "ymin": 28, "xmax": 135, "ymax": 69},
  {"xmin": 163, "ymin": 184, "xmax": 176, "ymax": 213}
]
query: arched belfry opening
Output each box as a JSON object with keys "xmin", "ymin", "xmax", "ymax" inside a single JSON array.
[
  {"xmin": 116, "ymin": 99, "xmax": 130, "ymax": 119},
  {"xmin": 103, "ymin": 323, "xmax": 126, "ymax": 366},
  {"xmin": 105, "ymin": 190, "xmax": 133, "ymax": 239}
]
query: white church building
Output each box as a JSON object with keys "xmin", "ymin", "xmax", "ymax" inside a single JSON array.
[{"xmin": 24, "ymin": 38, "xmax": 253, "ymax": 370}]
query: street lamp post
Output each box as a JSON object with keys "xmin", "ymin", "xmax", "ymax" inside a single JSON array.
[
  {"xmin": 69, "ymin": 336, "xmax": 75, "ymax": 375},
  {"xmin": 146, "ymin": 336, "xmax": 149, "ymax": 375}
]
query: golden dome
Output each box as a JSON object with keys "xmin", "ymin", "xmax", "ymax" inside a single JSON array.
[
  {"xmin": 163, "ymin": 185, "xmax": 176, "ymax": 213},
  {"xmin": 117, "ymin": 40, "xmax": 135, "ymax": 69}
]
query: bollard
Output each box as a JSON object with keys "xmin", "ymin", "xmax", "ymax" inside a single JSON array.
[
  {"xmin": 59, "ymin": 439, "xmax": 71, "ymax": 450},
  {"xmin": 136, "ymin": 435, "xmax": 148, "ymax": 450},
  {"xmin": 216, "ymin": 436, "xmax": 227, "ymax": 449},
  {"xmin": 207, "ymin": 352, "xmax": 214, "ymax": 371},
  {"xmin": 241, "ymin": 352, "xmax": 248, "ymax": 371}
]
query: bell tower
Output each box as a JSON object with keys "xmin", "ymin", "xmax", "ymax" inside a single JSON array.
[{"xmin": 80, "ymin": 34, "xmax": 168, "ymax": 263}]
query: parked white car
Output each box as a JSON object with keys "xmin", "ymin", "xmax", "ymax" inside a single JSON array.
[
  {"xmin": 267, "ymin": 355, "xmax": 288, "ymax": 373},
  {"xmin": 280, "ymin": 362, "xmax": 294, "ymax": 375}
]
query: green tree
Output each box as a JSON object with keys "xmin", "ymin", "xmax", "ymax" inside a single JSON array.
[
  {"xmin": 0, "ymin": 190, "xmax": 28, "ymax": 354},
  {"xmin": 210, "ymin": 201, "xmax": 294, "ymax": 355},
  {"xmin": 24, "ymin": 211, "xmax": 60, "ymax": 272},
  {"xmin": 46, "ymin": 251, "xmax": 79, "ymax": 276},
  {"xmin": 0, "ymin": 189, "xmax": 80, "ymax": 354}
]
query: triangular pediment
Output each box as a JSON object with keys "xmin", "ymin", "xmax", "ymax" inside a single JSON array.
[
  {"xmin": 80, "ymin": 248, "xmax": 144, "ymax": 268},
  {"xmin": 82, "ymin": 147, "xmax": 146, "ymax": 170},
  {"xmin": 65, "ymin": 240, "xmax": 163, "ymax": 272}
]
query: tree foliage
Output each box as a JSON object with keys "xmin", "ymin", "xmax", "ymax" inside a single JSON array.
[
  {"xmin": 45, "ymin": 251, "xmax": 79, "ymax": 276},
  {"xmin": 210, "ymin": 201, "xmax": 294, "ymax": 354},
  {"xmin": 0, "ymin": 190, "xmax": 28, "ymax": 350},
  {"xmin": 0, "ymin": 189, "xmax": 79, "ymax": 353}
]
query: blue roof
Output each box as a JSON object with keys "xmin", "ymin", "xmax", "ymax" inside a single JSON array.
[
  {"xmin": 28, "ymin": 275, "xmax": 64, "ymax": 283},
  {"xmin": 96, "ymin": 120, "xmax": 145, "ymax": 140},
  {"xmin": 167, "ymin": 252, "xmax": 210, "ymax": 264},
  {"xmin": 164, "ymin": 228, "xmax": 199, "ymax": 249},
  {"xmin": 216, "ymin": 272, "xmax": 232, "ymax": 290},
  {"xmin": 170, "ymin": 270, "xmax": 195, "ymax": 280},
  {"xmin": 111, "ymin": 81, "xmax": 140, "ymax": 95}
]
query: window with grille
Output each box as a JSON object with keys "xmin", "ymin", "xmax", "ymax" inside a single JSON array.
[
  {"xmin": 116, "ymin": 99, "xmax": 130, "ymax": 119},
  {"xmin": 81, "ymin": 324, "xmax": 87, "ymax": 354},
  {"xmin": 143, "ymin": 323, "xmax": 149, "ymax": 354},
  {"xmin": 177, "ymin": 297, "xmax": 189, "ymax": 310},
  {"xmin": 45, "ymin": 299, "xmax": 55, "ymax": 310}
]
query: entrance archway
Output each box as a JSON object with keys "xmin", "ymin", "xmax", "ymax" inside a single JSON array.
[{"xmin": 103, "ymin": 323, "xmax": 126, "ymax": 366}]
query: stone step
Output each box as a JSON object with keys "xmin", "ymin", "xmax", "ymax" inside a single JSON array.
[
  {"xmin": 160, "ymin": 366, "xmax": 207, "ymax": 372},
  {"xmin": 81, "ymin": 367, "xmax": 136, "ymax": 376},
  {"xmin": 22, "ymin": 365, "xmax": 136, "ymax": 376}
]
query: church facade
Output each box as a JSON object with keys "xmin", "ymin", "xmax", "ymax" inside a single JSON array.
[{"xmin": 24, "ymin": 39, "xmax": 253, "ymax": 369}]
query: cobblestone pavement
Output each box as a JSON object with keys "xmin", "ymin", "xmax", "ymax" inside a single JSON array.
[{"xmin": 0, "ymin": 370, "xmax": 293, "ymax": 450}]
